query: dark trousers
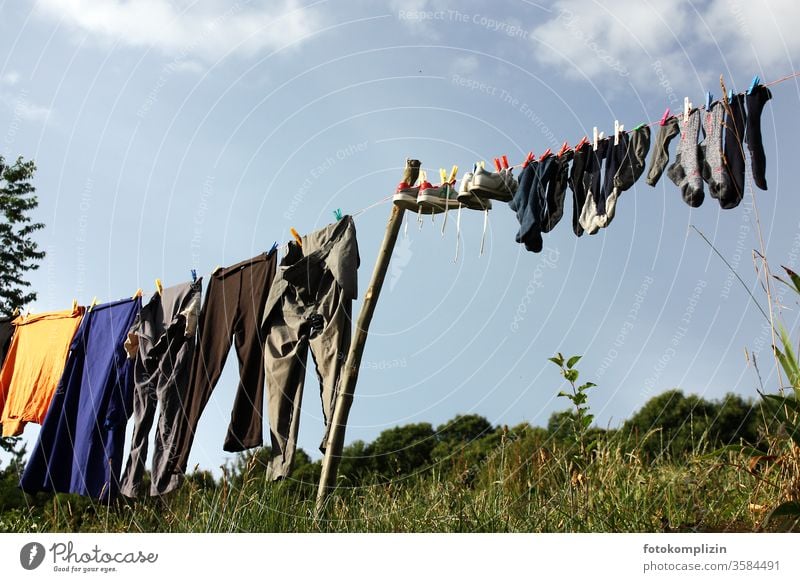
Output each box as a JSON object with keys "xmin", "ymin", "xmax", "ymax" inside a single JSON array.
[{"xmin": 170, "ymin": 252, "xmax": 276, "ymax": 476}]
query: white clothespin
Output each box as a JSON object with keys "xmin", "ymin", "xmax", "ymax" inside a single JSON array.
[
  {"xmin": 593, "ymin": 127, "xmax": 599, "ymax": 150},
  {"xmin": 614, "ymin": 120, "xmax": 620, "ymax": 145},
  {"xmin": 683, "ymin": 97, "xmax": 691, "ymax": 123}
]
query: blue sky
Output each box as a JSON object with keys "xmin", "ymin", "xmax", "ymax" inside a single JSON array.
[{"xmin": 2, "ymin": 0, "xmax": 800, "ymax": 476}]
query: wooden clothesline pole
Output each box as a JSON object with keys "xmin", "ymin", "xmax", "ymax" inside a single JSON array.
[{"xmin": 315, "ymin": 160, "xmax": 419, "ymax": 519}]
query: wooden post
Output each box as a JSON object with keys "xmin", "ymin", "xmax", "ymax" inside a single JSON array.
[{"xmin": 315, "ymin": 160, "xmax": 418, "ymax": 518}]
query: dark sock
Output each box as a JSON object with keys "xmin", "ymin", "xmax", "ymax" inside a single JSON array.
[
  {"xmin": 745, "ymin": 84, "xmax": 772, "ymax": 190},
  {"xmin": 615, "ymin": 125, "xmax": 651, "ymax": 192},
  {"xmin": 721, "ymin": 93, "xmax": 747, "ymax": 209},
  {"xmin": 569, "ymin": 143, "xmax": 591, "ymax": 237},
  {"xmin": 646, "ymin": 117, "xmax": 679, "ymax": 187},
  {"xmin": 542, "ymin": 150, "xmax": 573, "ymax": 233}
]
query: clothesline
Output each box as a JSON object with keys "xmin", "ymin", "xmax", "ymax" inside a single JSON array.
[{"xmin": 342, "ymin": 69, "xmax": 800, "ymax": 224}]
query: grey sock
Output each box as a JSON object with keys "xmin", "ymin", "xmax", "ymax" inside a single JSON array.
[
  {"xmin": 667, "ymin": 109, "xmax": 704, "ymax": 207},
  {"xmin": 702, "ymin": 102, "xmax": 729, "ymax": 204}
]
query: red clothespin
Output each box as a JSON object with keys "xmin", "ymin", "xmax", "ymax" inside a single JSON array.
[
  {"xmin": 539, "ymin": 148, "xmax": 552, "ymax": 161},
  {"xmin": 574, "ymin": 136, "xmax": 589, "ymax": 150},
  {"xmin": 501, "ymin": 155, "xmax": 509, "ymax": 169},
  {"xmin": 522, "ymin": 151, "xmax": 535, "ymax": 168},
  {"xmin": 557, "ymin": 141, "xmax": 570, "ymax": 157},
  {"xmin": 659, "ymin": 108, "xmax": 671, "ymax": 126},
  {"xmin": 493, "ymin": 158, "xmax": 502, "ymax": 172}
]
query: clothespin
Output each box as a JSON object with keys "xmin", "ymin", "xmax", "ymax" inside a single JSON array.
[
  {"xmin": 574, "ymin": 136, "xmax": 589, "ymax": 150},
  {"xmin": 477, "ymin": 161, "xmax": 485, "ymax": 169},
  {"xmin": 132, "ymin": 289, "xmax": 142, "ymax": 299},
  {"xmin": 290, "ymin": 227, "xmax": 303, "ymax": 247},
  {"xmin": 268, "ymin": 241, "xmax": 278, "ymax": 255},
  {"xmin": 614, "ymin": 120, "xmax": 620, "ymax": 145},
  {"xmin": 748, "ymin": 75, "xmax": 760, "ymax": 95},
  {"xmin": 438, "ymin": 168, "xmax": 447, "ymax": 184},
  {"xmin": 705, "ymin": 91, "xmax": 713, "ymax": 109},
  {"xmin": 727, "ymin": 90, "xmax": 733, "ymax": 101},
  {"xmin": 557, "ymin": 141, "xmax": 570, "ymax": 157},
  {"xmin": 539, "ymin": 148, "xmax": 552, "ymax": 161},
  {"xmin": 522, "ymin": 152, "xmax": 535, "ymax": 168},
  {"xmin": 72, "ymin": 298, "xmax": 78, "ymax": 311},
  {"xmin": 89, "ymin": 297, "xmax": 98, "ymax": 311},
  {"xmin": 155, "ymin": 279, "xmax": 163, "ymax": 295},
  {"xmin": 632, "ymin": 123, "xmax": 646, "ymax": 131},
  {"xmin": 683, "ymin": 97, "xmax": 691, "ymax": 122},
  {"xmin": 659, "ymin": 108, "xmax": 671, "ymax": 126},
  {"xmin": 593, "ymin": 127, "xmax": 599, "ymax": 150},
  {"xmin": 190, "ymin": 269, "xmax": 197, "ymax": 283},
  {"xmin": 501, "ymin": 155, "xmax": 509, "ymax": 169},
  {"xmin": 333, "ymin": 208, "xmax": 343, "ymax": 221},
  {"xmin": 493, "ymin": 158, "xmax": 502, "ymax": 172},
  {"xmin": 448, "ymin": 165, "xmax": 458, "ymax": 183},
  {"xmin": 12, "ymin": 307, "xmax": 19, "ymax": 317}
]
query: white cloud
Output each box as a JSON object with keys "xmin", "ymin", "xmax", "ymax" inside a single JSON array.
[
  {"xmin": 1, "ymin": 91, "xmax": 52, "ymax": 122},
  {"xmin": 1, "ymin": 71, "xmax": 21, "ymax": 86},
  {"xmin": 531, "ymin": 0, "xmax": 800, "ymax": 92},
  {"xmin": 34, "ymin": 0, "xmax": 322, "ymax": 62}
]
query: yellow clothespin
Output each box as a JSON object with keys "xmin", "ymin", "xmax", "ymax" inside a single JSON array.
[
  {"xmin": 448, "ymin": 165, "xmax": 459, "ymax": 183},
  {"xmin": 72, "ymin": 298, "xmax": 78, "ymax": 312},
  {"xmin": 12, "ymin": 306, "xmax": 20, "ymax": 317},
  {"xmin": 290, "ymin": 228, "xmax": 303, "ymax": 248},
  {"xmin": 155, "ymin": 279, "xmax": 163, "ymax": 295},
  {"xmin": 89, "ymin": 297, "xmax": 98, "ymax": 311},
  {"xmin": 132, "ymin": 289, "xmax": 142, "ymax": 299}
]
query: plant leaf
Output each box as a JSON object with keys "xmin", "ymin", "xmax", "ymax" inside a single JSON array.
[
  {"xmin": 557, "ymin": 391, "xmax": 571, "ymax": 399},
  {"xmin": 578, "ymin": 382, "xmax": 597, "ymax": 391},
  {"xmin": 783, "ymin": 266, "xmax": 800, "ymax": 296},
  {"xmin": 777, "ymin": 324, "xmax": 800, "ymax": 388},
  {"xmin": 548, "ymin": 355, "xmax": 564, "ymax": 367},
  {"xmin": 762, "ymin": 393, "xmax": 800, "ymax": 413},
  {"xmin": 564, "ymin": 369, "xmax": 579, "ymax": 383},
  {"xmin": 566, "ymin": 355, "xmax": 582, "ymax": 369},
  {"xmin": 701, "ymin": 444, "xmax": 768, "ymax": 459}
]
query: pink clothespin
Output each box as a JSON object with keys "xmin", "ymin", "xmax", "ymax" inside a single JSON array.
[{"xmin": 659, "ymin": 108, "xmax": 671, "ymax": 126}]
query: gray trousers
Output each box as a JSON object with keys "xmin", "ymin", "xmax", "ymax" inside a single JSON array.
[
  {"xmin": 120, "ymin": 279, "xmax": 201, "ymax": 497},
  {"xmin": 262, "ymin": 217, "xmax": 358, "ymax": 480}
]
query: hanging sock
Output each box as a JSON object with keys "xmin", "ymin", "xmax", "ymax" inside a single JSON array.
[
  {"xmin": 720, "ymin": 93, "xmax": 747, "ymax": 209},
  {"xmin": 646, "ymin": 116, "xmax": 679, "ymax": 187},
  {"xmin": 745, "ymin": 84, "xmax": 773, "ymax": 190},
  {"xmin": 666, "ymin": 108, "xmax": 705, "ymax": 207},
  {"xmin": 569, "ymin": 141, "xmax": 592, "ymax": 237},
  {"xmin": 701, "ymin": 101, "xmax": 730, "ymax": 207}
]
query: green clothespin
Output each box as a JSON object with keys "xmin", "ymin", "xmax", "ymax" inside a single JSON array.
[
  {"xmin": 333, "ymin": 208, "xmax": 343, "ymax": 221},
  {"xmin": 632, "ymin": 122, "xmax": 646, "ymax": 131}
]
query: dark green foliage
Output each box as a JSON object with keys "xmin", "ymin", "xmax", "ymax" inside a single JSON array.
[
  {"xmin": 623, "ymin": 389, "xmax": 758, "ymax": 461},
  {"xmin": 0, "ymin": 438, "xmax": 26, "ymax": 513},
  {"xmin": 0, "ymin": 156, "xmax": 45, "ymax": 315},
  {"xmin": 364, "ymin": 422, "xmax": 435, "ymax": 479}
]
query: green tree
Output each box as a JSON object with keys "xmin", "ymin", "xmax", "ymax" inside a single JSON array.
[
  {"xmin": 624, "ymin": 389, "xmax": 758, "ymax": 461},
  {"xmin": 0, "ymin": 155, "xmax": 45, "ymax": 315},
  {"xmin": 364, "ymin": 422, "xmax": 435, "ymax": 479}
]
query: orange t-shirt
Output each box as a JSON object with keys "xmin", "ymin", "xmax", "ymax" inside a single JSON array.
[{"xmin": 0, "ymin": 306, "xmax": 84, "ymax": 436}]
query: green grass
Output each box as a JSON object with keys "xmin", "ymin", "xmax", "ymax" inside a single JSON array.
[{"xmin": 0, "ymin": 432, "xmax": 778, "ymax": 533}]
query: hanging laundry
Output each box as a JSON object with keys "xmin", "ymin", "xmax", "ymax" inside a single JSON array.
[
  {"xmin": 720, "ymin": 93, "xmax": 747, "ymax": 209},
  {"xmin": 168, "ymin": 250, "xmax": 277, "ymax": 479},
  {"xmin": 646, "ymin": 116, "xmax": 680, "ymax": 187},
  {"xmin": 509, "ymin": 157, "xmax": 544, "ymax": 253},
  {"xmin": 569, "ymin": 141, "xmax": 592, "ymax": 236},
  {"xmin": 0, "ymin": 306, "xmax": 84, "ymax": 437},
  {"xmin": 745, "ymin": 84, "xmax": 772, "ymax": 191},
  {"xmin": 701, "ymin": 101, "xmax": 730, "ymax": 208},
  {"xmin": 20, "ymin": 297, "xmax": 141, "ymax": 499},
  {"xmin": 0, "ymin": 316, "xmax": 13, "ymax": 371},
  {"xmin": 541, "ymin": 151, "xmax": 573, "ymax": 233},
  {"xmin": 578, "ymin": 138, "xmax": 611, "ymax": 234},
  {"xmin": 262, "ymin": 216, "xmax": 359, "ymax": 480},
  {"xmin": 614, "ymin": 126, "xmax": 651, "ymax": 191},
  {"xmin": 120, "ymin": 279, "xmax": 202, "ymax": 497},
  {"xmin": 667, "ymin": 108, "xmax": 705, "ymax": 207}
]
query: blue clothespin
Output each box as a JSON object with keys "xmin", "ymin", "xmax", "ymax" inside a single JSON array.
[
  {"xmin": 727, "ymin": 89, "xmax": 733, "ymax": 101},
  {"xmin": 190, "ymin": 269, "xmax": 197, "ymax": 283},
  {"xmin": 268, "ymin": 241, "xmax": 278, "ymax": 254},
  {"xmin": 705, "ymin": 91, "xmax": 712, "ymax": 109},
  {"xmin": 748, "ymin": 75, "xmax": 760, "ymax": 94},
  {"xmin": 333, "ymin": 208, "xmax": 343, "ymax": 221}
]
